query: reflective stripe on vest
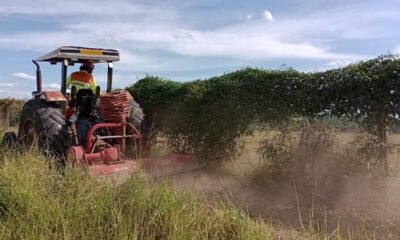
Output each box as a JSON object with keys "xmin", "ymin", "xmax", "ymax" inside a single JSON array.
[{"xmin": 70, "ymin": 81, "xmax": 90, "ymax": 89}]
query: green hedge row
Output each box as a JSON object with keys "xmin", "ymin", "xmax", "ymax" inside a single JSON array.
[{"xmin": 127, "ymin": 54, "xmax": 400, "ymax": 164}]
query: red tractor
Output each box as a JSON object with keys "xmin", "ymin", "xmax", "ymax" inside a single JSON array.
[{"xmin": 3, "ymin": 46, "xmax": 194, "ymax": 178}]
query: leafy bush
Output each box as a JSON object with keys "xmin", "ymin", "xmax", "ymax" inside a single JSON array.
[
  {"xmin": 255, "ymin": 124, "xmax": 337, "ymax": 183},
  {"xmin": 343, "ymin": 134, "xmax": 389, "ymax": 175},
  {"xmin": 126, "ymin": 76, "xmax": 183, "ymax": 146},
  {"xmin": 127, "ymin": 54, "xmax": 400, "ymax": 167},
  {"xmin": 322, "ymin": 55, "xmax": 400, "ymax": 143},
  {"xmin": 127, "ymin": 69, "xmax": 306, "ymax": 164},
  {"xmin": 255, "ymin": 123, "xmax": 395, "ymax": 187},
  {"xmin": 256, "ymin": 130, "xmax": 298, "ymax": 182}
]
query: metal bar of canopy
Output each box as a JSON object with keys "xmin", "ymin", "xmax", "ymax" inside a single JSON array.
[{"xmin": 61, "ymin": 59, "xmax": 68, "ymax": 95}]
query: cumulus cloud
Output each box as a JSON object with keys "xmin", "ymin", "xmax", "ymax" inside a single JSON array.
[
  {"xmin": 43, "ymin": 83, "xmax": 61, "ymax": 90},
  {"xmin": 0, "ymin": 19, "xmax": 357, "ymax": 62},
  {"xmin": 0, "ymin": 0, "xmax": 163, "ymax": 17},
  {"xmin": 0, "ymin": 83, "xmax": 14, "ymax": 87},
  {"xmin": 324, "ymin": 59, "xmax": 361, "ymax": 69},
  {"xmin": 0, "ymin": 86, "xmax": 31, "ymax": 98},
  {"xmin": 0, "ymin": 1, "xmax": 375, "ymax": 65},
  {"xmin": 263, "ymin": 10, "xmax": 274, "ymax": 21},
  {"xmin": 243, "ymin": 13, "xmax": 254, "ymax": 20},
  {"xmin": 12, "ymin": 72, "xmax": 35, "ymax": 80},
  {"xmin": 0, "ymin": 0, "xmax": 396, "ymax": 77}
]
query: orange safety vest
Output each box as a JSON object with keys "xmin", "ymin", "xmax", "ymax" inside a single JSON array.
[{"xmin": 66, "ymin": 71, "xmax": 97, "ymax": 93}]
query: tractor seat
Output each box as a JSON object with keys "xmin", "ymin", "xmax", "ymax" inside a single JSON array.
[
  {"xmin": 76, "ymin": 89, "xmax": 93, "ymax": 106},
  {"xmin": 76, "ymin": 89, "xmax": 93, "ymax": 119}
]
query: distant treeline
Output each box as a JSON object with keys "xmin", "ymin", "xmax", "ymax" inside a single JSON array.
[{"xmin": 0, "ymin": 99, "xmax": 25, "ymax": 127}]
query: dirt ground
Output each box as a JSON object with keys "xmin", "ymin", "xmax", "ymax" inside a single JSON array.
[{"xmin": 158, "ymin": 131, "xmax": 400, "ymax": 239}]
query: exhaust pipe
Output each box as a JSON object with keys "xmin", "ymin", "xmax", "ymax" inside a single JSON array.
[{"xmin": 32, "ymin": 60, "xmax": 42, "ymax": 97}]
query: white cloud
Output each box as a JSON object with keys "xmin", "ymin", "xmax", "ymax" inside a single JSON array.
[
  {"xmin": 0, "ymin": 0, "xmax": 394, "ymax": 74},
  {"xmin": 0, "ymin": 1, "xmax": 164, "ymax": 17},
  {"xmin": 167, "ymin": 28, "xmax": 352, "ymax": 60},
  {"xmin": 0, "ymin": 88, "xmax": 31, "ymax": 99},
  {"xmin": 324, "ymin": 59, "xmax": 358, "ymax": 68},
  {"xmin": 0, "ymin": 19, "xmax": 358, "ymax": 62},
  {"xmin": 0, "ymin": 83, "xmax": 14, "ymax": 87},
  {"xmin": 12, "ymin": 72, "xmax": 35, "ymax": 80},
  {"xmin": 393, "ymin": 45, "xmax": 400, "ymax": 54},
  {"xmin": 263, "ymin": 10, "xmax": 274, "ymax": 22},
  {"xmin": 43, "ymin": 83, "xmax": 61, "ymax": 90},
  {"xmin": 243, "ymin": 13, "xmax": 254, "ymax": 21},
  {"xmin": 0, "ymin": 2, "xmax": 374, "ymax": 64}
]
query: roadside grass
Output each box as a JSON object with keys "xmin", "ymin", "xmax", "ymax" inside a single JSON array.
[
  {"xmin": 0, "ymin": 148, "xmax": 270, "ymax": 240},
  {"xmin": 2, "ymin": 130, "xmax": 400, "ymax": 239}
]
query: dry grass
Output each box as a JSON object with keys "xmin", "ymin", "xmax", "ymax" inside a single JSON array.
[
  {"xmin": 162, "ymin": 129, "xmax": 400, "ymax": 239},
  {"xmin": 3, "ymin": 125, "xmax": 400, "ymax": 239},
  {"xmin": 0, "ymin": 147, "xmax": 270, "ymax": 240}
]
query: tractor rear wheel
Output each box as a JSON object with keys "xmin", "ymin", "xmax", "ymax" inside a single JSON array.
[
  {"xmin": 18, "ymin": 99, "xmax": 71, "ymax": 163},
  {"xmin": 126, "ymin": 99, "xmax": 144, "ymax": 158},
  {"xmin": 128, "ymin": 99, "xmax": 144, "ymax": 128}
]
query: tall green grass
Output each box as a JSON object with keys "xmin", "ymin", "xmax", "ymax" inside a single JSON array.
[{"xmin": 0, "ymin": 148, "xmax": 270, "ymax": 240}]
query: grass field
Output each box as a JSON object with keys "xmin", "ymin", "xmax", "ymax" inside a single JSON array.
[
  {"xmin": 0, "ymin": 148, "xmax": 270, "ymax": 240},
  {"xmin": 1, "ymin": 129, "xmax": 400, "ymax": 239}
]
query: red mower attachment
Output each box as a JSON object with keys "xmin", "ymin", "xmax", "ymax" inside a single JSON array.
[
  {"xmin": 67, "ymin": 91, "xmax": 199, "ymax": 180},
  {"xmin": 66, "ymin": 91, "xmax": 144, "ymax": 178},
  {"xmin": 66, "ymin": 121, "xmax": 142, "ymax": 177}
]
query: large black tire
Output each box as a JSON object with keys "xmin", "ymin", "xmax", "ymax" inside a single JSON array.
[
  {"xmin": 126, "ymin": 99, "xmax": 144, "ymax": 158},
  {"xmin": 128, "ymin": 99, "xmax": 144, "ymax": 128},
  {"xmin": 18, "ymin": 99, "xmax": 71, "ymax": 163},
  {"xmin": 2, "ymin": 132, "xmax": 18, "ymax": 148}
]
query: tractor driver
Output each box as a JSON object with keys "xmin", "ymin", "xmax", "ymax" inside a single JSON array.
[
  {"xmin": 66, "ymin": 60, "xmax": 97, "ymax": 121},
  {"xmin": 66, "ymin": 60, "xmax": 98, "ymax": 145},
  {"xmin": 66, "ymin": 60, "xmax": 97, "ymax": 95}
]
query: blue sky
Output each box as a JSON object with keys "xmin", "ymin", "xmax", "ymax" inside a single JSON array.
[{"xmin": 0, "ymin": 0, "xmax": 399, "ymax": 98}]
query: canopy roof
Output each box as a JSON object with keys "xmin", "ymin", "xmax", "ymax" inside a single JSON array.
[{"xmin": 36, "ymin": 46, "xmax": 120, "ymax": 63}]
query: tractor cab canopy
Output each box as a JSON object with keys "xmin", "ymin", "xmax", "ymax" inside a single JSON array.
[
  {"xmin": 36, "ymin": 46, "xmax": 120, "ymax": 64},
  {"xmin": 34, "ymin": 46, "xmax": 120, "ymax": 95}
]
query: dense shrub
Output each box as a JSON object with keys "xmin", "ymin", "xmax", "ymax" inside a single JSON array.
[
  {"xmin": 322, "ymin": 55, "xmax": 400, "ymax": 143},
  {"xmin": 255, "ymin": 124, "xmax": 338, "ymax": 183},
  {"xmin": 127, "ymin": 76, "xmax": 183, "ymax": 145},
  {"xmin": 254, "ymin": 123, "xmax": 396, "ymax": 186},
  {"xmin": 127, "ymin": 69, "xmax": 307, "ymax": 164},
  {"xmin": 127, "ymin": 54, "xmax": 400, "ymax": 166}
]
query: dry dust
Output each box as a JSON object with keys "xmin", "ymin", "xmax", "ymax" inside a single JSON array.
[
  {"xmin": 154, "ymin": 132, "xmax": 400, "ymax": 239},
  {"xmin": 162, "ymin": 165, "xmax": 400, "ymax": 239}
]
